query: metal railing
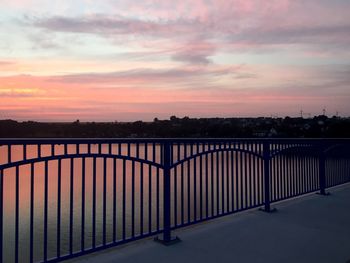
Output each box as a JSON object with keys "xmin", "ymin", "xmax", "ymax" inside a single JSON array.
[{"xmin": 0, "ymin": 138, "xmax": 349, "ymax": 262}]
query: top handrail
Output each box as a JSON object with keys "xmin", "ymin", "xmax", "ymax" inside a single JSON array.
[{"xmin": 1, "ymin": 138, "xmax": 350, "ymax": 146}]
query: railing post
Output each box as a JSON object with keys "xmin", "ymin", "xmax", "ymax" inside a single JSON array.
[
  {"xmin": 318, "ymin": 144, "xmax": 329, "ymax": 196},
  {"xmin": 155, "ymin": 141, "xmax": 180, "ymax": 245},
  {"xmin": 260, "ymin": 141, "xmax": 276, "ymax": 212},
  {"xmin": 0, "ymin": 169, "xmax": 3, "ymax": 263}
]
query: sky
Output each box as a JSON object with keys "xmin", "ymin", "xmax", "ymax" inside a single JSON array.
[{"xmin": 0, "ymin": 0, "xmax": 350, "ymax": 121}]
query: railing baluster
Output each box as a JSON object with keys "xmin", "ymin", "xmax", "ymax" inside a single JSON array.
[
  {"xmin": 193, "ymin": 146, "xmax": 197, "ymax": 221},
  {"xmin": 0, "ymin": 169, "xmax": 3, "ymax": 263},
  {"xmin": 174, "ymin": 161, "xmax": 178, "ymax": 227},
  {"xmin": 57, "ymin": 160, "xmax": 61, "ymax": 259},
  {"xmin": 148, "ymin": 164, "xmax": 152, "ymax": 233},
  {"xmin": 221, "ymin": 150, "xmax": 225, "ymax": 214},
  {"xmin": 113, "ymin": 158, "xmax": 117, "ymax": 242},
  {"xmin": 44, "ymin": 161, "xmax": 48, "ymax": 262},
  {"xmin": 140, "ymin": 162, "xmax": 144, "ymax": 235},
  {"xmin": 131, "ymin": 160, "xmax": 135, "ymax": 238},
  {"xmin": 181, "ymin": 160, "xmax": 184, "ymax": 225},
  {"xmin": 261, "ymin": 141, "xmax": 274, "ymax": 212},
  {"xmin": 103, "ymin": 158, "xmax": 107, "ymax": 245},
  {"xmin": 92, "ymin": 157, "xmax": 96, "ymax": 248},
  {"xmin": 29, "ymin": 163, "xmax": 34, "ymax": 262},
  {"xmin": 156, "ymin": 167, "xmax": 160, "ymax": 231},
  {"xmin": 81, "ymin": 157, "xmax": 85, "ymax": 251},
  {"xmin": 318, "ymin": 145, "xmax": 327, "ymax": 195},
  {"xmin": 200, "ymin": 150, "xmax": 203, "ymax": 220},
  {"xmin": 15, "ymin": 166, "xmax": 19, "ymax": 263},
  {"xmin": 240, "ymin": 149, "xmax": 243, "ymax": 210},
  {"xmin": 69, "ymin": 158, "xmax": 74, "ymax": 255},
  {"xmin": 8, "ymin": 145, "xmax": 11, "ymax": 163},
  {"xmin": 216, "ymin": 146, "xmax": 219, "ymax": 215},
  {"xmin": 211, "ymin": 150, "xmax": 214, "ymax": 216},
  {"xmin": 235, "ymin": 144, "xmax": 239, "ymax": 210},
  {"xmin": 122, "ymin": 159, "xmax": 126, "ymax": 240},
  {"xmin": 226, "ymin": 149, "xmax": 229, "ymax": 213}
]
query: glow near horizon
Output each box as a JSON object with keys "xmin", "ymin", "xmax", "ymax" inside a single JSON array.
[{"xmin": 0, "ymin": 0, "xmax": 350, "ymax": 121}]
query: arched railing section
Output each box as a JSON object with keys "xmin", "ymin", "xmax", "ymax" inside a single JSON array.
[{"xmin": 0, "ymin": 138, "xmax": 349, "ymax": 262}]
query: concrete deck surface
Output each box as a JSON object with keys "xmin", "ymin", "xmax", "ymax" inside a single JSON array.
[{"xmin": 69, "ymin": 184, "xmax": 350, "ymax": 263}]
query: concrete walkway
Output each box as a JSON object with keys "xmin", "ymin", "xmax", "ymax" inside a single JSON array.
[{"xmin": 69, "ymin": 184, "xmax": 350, "ymax": 263}]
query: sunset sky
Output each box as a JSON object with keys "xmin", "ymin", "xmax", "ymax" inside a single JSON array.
[{"xmin": 1, "ymin": 0, "xmax": 350, "ymax": 121}]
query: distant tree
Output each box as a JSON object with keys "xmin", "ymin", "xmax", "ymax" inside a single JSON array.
[{"xmin": 170, "ymin": 115, "xmax": 177, "ymax": 121}]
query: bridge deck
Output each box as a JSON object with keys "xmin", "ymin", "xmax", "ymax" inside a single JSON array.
[{"xmin": 68, "ymin": 184, "xmax": 350, "ymax": 263}]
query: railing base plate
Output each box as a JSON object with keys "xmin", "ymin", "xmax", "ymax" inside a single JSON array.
[
  {"xmin": 154, "ymin": 236, "xmax": 181, "ymax": 246},
  {"xmin": 316, "ymin": 192, "xmax": 331, "ymax": 196},
  {"xmin": 259, "ymin": 207, "xmax": 277, "ymax": 213}
]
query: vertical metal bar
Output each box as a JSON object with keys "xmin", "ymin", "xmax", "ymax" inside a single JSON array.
[
  {"xmin": 161, "ymin": 141, "xmax": 174, "ymax": 243},
  {"xmin": 156, "ymin": 167, "xmax": 160, "ymax": 231},
  {"xmin": 140, "ymin": 162, "xmax": 144, "ymax": 234},
  {"xmin": 231, "ymin": 147, "xmax": 234, "ymax": 211},
  {"xmin": 205, "ymin": 151, "xmax": 209, "ymax": 218},
  {"xmin": 284, "ymin": 144, "xmax": 289, "ymax": 197},
  {"xmin": 263, "ymin": 141, "xmax": 272, "ymax": 212},
  {"xmin": 221, "ymin": 149, "xmax": 225, "ymax": 213},
  {"xmin": 144, "ymin": 143, "xmax": 148, "ymax": 161},
  {"xmin": 187, "ymin": 146, "xmax": 191, "ymax": 222},
  {"xmin": 193, "ymin": 146, "xmax": 197, "ymax": 221},
  {"xmin": 284, "ymin": 146, "xmax": 288, "ymax": 198},
  {"xmin": 152, "ymin": 143, "xmax": 156, "ymax": 163},
  {"xmin": 211, "ymin": 150, "xmax": 214, "ymax": 216},
  {"xmin": 56, "ymin": 160, "xmax": 61, "ymax": 259},
  {"xmin": 113, "ymin": 158, "xmax": 117, "ymax": 242},
  {"xmin": 8, "ymin": 145, "xmax": 11, "ymax": 163},
  {"xmin": 131, "ymin": 160, "xmax": 135, "ymax": 238},
  {"xmin": 290, "ymin": 145, "xmax": 293, "ymax": 193},
  {"xmin": 216, "ymin": 147, "xmax": 219, "ymax": 215},
  {"xmin": 118, "ymin": 143, "xmax": 122, "ymax": 156},
  {"xmin": 92, "ymin": 157, "xmax": 96, "ymax": 248},
  {"xmin": 248, "ymin": 144, "xmax": 252, "ymax": 207},
  {"xmin": 299, "ymin": 149, "xmax": 303, "ymax": 194},
  {"xmin": 277, "ymin": 145, "xmax": 281, "ymax": 199},
  {"xmin": 240, "ymin": 149, "xmax": 243, "ymax": 209},
  {"xmin": 44, "ymin": 161, "xmax": 48, "ymax": 262},
  {"xmin": 0, "ymin": 169, "xmax": 3, "ymax": 263},
  {"xmin": 148, "ymin": 164, "xmax": 152, "ymax": 233},
  {"xmin": 29, "ymin": 164, "xmax": 34, "ymax": 262},
  {"xmin": 103, "ymin": 158, "xmax": 107, "ymax": 245},
  {"xmin": 69, "ymin": 158, "xmax": 74, "ymax": 255},
  {"xmin": 254, "ymin": 143, "xmax": 258, "ymax": 205},
  {"xmin": 235, "ymin": 144, "xmax": 239, "ymax": 210},
  {"xmin": 226, "ymin": 149, "xmax": 229, "ymax": 212},
  {"xmin": 244, "ymin": 144, "xmax": 248, "ymax": 209},
  {"xmin": 15, "ymin": 166, "xmax": 19, "ymax": 263},
  {"xmin": 122, "ymin": 159, "xmax": 126, "ymax": 240},
  {"xmin": 174, "ymin": 163, "xmax": 178, "ymax": 227},
  {"xmin": 160, "ymin": 143, "xmax": 164, "ymax": 165},
  {"xmin": 319, "ymin": 147, "xmax": 326, "ymax": 195},
  {"xmin": 23, "ymin": 144, "xmax": 27, "ymax": 160},
  {"xmin": 181, "ymin": 161, "xmax": 184, "ymax": 225},
  {"xmin": 81, "ymin": 157, "xmax": 85, "ymax": 251},
  {"xmin": 199, "ymin": 148, "xmax": 203, "ymax": 220}
]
